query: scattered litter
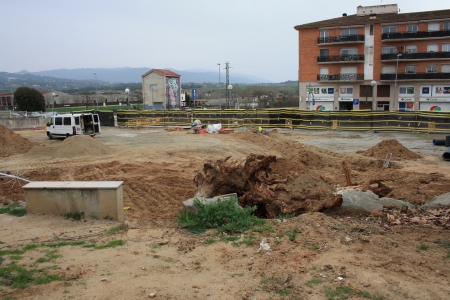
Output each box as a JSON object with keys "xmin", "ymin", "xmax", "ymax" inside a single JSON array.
[
  {"xmin": 257, "ymin": 238, "xmax": 271, "ymax": 254},
  {"xmin": 101, "ymin": 278, "xmax": 107, "ymax": 281},
  {"xmin": 124, "ymin": 206, "xmax": 131, "ymax": 211},
  {"xmin": 345, "ymin": 236, "xmax": 352, "ymax": 243},
  {"xmin": 337, "ymin": 276, "xmax": 344, "ymax": 281},
  {"xmin": 149, "ymin": 292, "xmax": 156, "ymax": 298}
]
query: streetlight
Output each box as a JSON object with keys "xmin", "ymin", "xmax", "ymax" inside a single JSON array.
[
  {"xmin": 370, "ymin": 80, "xmax": 377, "ymax": 111},
  {"xmin": 51, "ymin": 92, "xmax": 56, "ymax": 115},
  {"xmin": 393, "ymin": 54, "xmax": 402, "ymax": 110},
  {"xmin": 125, "ymin": 88, "xmax": 130, "ymax": 109},
  {"xmin": 93, "ymin": 72, "xmax": 98, "ymax": 111},
  {"xmin": 217, "ymin": 63, "xmax": 221, "ymax": 102}
]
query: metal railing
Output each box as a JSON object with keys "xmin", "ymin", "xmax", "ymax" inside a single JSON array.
[
  {"xmin": 382, "ymin": 30, "xmax": 450, "ymax": 40},
  {"xmin": 380, "ymin": 72, "xmax": 450, "ymax": 80},
  {"xmin": 318, "ymin": 34, "xmax": 365, "ymax": 44},
  {"xmin": 317, "ymin": 73, "xmax": 365, "ymax": 81},
  {"xmin": 381, "ymin": 52, "xmax": 450, "ymax": 60},
  {"xmin": 317, "ymin": 54, "xmax": 365, "ymax": 62}
]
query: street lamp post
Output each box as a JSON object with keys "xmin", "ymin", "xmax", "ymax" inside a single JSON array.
[
  {"xmin": 125, "ymin": 88, "xmax": 130, "ymax": 109},
  {"xmin": 217, "ymin": 63, "xmax": 221, "ymax": 102},
  {"xmin": 52, "ymin": 93, "xmax": 56, "ymax": 115},
  {"xmin": 393, "ymin": 54, "xmax": 402, "ymax": 110},
  {"xmin": 370, "ymin": 80, "xmax": 377, "ymax": 111},
  {"xmin": 93, "ymin": 72, "xmax": 98, "ymax": 111}
]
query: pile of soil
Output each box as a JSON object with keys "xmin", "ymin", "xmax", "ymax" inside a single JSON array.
[
  {"xmin": 0, "ymin": 125, "xmax": 36, "ymax": 157},
  {"xmin": 356, "ymin": 139, "xmax": 421, "ymax": 160},
  {"xmin": 24, "ymin": 135, "xmax": 113, "ymax": 159}
]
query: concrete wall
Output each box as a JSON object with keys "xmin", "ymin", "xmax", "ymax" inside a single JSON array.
[
  {"xmin": 0, "ymin": 117, "xmax": 47, "ymax": 130},
  {"xmin": 23, "ymin": 181, "xmax": 124, "ymax": 222}
]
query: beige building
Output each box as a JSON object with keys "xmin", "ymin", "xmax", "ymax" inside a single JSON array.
[{"xmin": 141, "ymin": 69, "xmax": 181, "ymax": 110}]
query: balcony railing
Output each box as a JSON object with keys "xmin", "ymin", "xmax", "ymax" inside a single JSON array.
[
  {"xmin": 382, "ymin": 30, "xmax": 450, "ymax": 40},
  {"xmin": 381, "ymin": 52, "xmax": 450, "ymax": 60},
  {"xmin": 380, "ymin": 73, "xmax": 450, "ymax": 80},
  {"xmin": 317, "ymin": 73, "xmax": 364, "ymax": 81},
  {"xmin": 318, "ymin": 34, "xmax": 365, "ymax": 44},
  {"xmin": 317, "ymin": 54, "xmax": 365, "ymax": 63}
]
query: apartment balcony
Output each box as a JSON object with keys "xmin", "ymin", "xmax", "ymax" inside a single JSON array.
[
  {"xmin": 317, "ymin": 54, "xmax": 365, "ymax": 63},
  {"xmin": 380, "ymin": 72, "xmax": 450, "ymax": 80},
  {"xmin": 317, "ymin": 73, "xmax": 365, "ymax": 81},
  {"xmin": 382, "ymin": 30, "xmax": 450, "ymax": 41},
  {"xmin": 381, "ymin": 52, "xmax": 450, "ymax": 61},
  {"xmin": 317, "ymin": 34, "xmax": 365, "ymax": 44}
]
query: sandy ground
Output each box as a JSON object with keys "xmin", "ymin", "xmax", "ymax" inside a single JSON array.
[{"xmin": 0, "ymin": 126, "xmax": 449, "ymax": 300}]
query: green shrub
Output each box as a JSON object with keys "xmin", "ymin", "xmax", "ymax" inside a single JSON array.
[{"xmin": 177, "ymin": 197, "xmax": 260, "ymax": 234}]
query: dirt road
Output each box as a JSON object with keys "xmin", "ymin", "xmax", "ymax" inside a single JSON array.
[{"xmin": 0, "ymin": 126, "xmax": 449, "ymax": 299}]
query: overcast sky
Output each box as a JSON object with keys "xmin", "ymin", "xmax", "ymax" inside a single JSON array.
[{"xmin": 1, "ymin": 0, "xmax": 449, "ymax": 82}]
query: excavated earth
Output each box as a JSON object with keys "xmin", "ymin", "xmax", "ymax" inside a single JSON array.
[{"xmin": 0, "ymin": 126, "xmax": 449, "ymax": 300}]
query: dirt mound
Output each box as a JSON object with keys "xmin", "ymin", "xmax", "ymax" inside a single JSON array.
[
  {"xmin": 0, "ymin": 125, "xmax": 36, "ymax": 157},
  {"xmin": 356, "ymin": 139, "xmax": 421, "ymax": 160},
  {"xmin": 25, "ymin": 135, "xmax": 114, "ymax": 159}
]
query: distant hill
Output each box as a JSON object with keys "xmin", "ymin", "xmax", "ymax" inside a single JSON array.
[{"xmin": 14, "ymin": 67, "xmax": 274, "ymax": 84}]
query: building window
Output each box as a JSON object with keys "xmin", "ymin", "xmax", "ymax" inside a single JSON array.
[
  {"xmin": 377, "ymin": 85, "xmax": 390, "ymax": 97},
  {"xmin": 405, "ymin": 66, "xmax": 416, "ymax": 74},
  {"xmin": 443, "ymin": 43, "xmax": 450, "ymax": 52},
  {"xmin": 339, "ymin": 87, "xmax": 353, "ymax": 95},
  {"xmin": 320, "ymin": 49, "xmax": 329, "ymax": 57},
  {"xmin": 427, "ymin": 44, "xmax": 438, "ymax": 52},
  {"xmin": 340, "ymin": 66, "xmax": 357, "ymax": 74},
  {"xmin": 427, "ymin": 65, "xmax": 437, "ymax": 73},
  {"xmin": 382, "ymin": 26, "xmax": 397, "ymax": 34},
  {"xmin": 341, "ymin": 28, "xmax": 358, "ymax": 36},
  {"xmin": 370, "ymin": 24, "xmax": 374, "ymax": 36},
  {"xmin": 381, "ymin": 66, "xmax": 396, "ymax": 73},
  {"xmin": 359, "ymin": 85, "xmax": 372, "ymax": 98},
  {"xmin": 421, "ymin": 86, "xmax": 431, "ymax": 96},
  {"xmin": 428, "ymin": 23, "xmax": 439, "ymax": 31},
  {"xmin": 405, "ymin": 45, "xmax": 417, "ymax": 53},
  {"xmin": 320, "ymin": 30, "xmax": 329, "ymax": 38},
  {"xmin": 406, "ymin": 24, "xmax": 418, "ymax": 32},
  {"xmin": 340, "ymin": 48, "xmax": 357, "ymax": 55},
  {"xmin": 399, "ymin": 86, "xmax": 415, "ymax": 95},
  {"xmin": 442, "ymin": 65, "xmax": 450, "ymax": 73},
  {"xmin": 382, "ymin": 46, "xmax": 396, "ymax": 54},
  {"xmin": 444, "ymin": 22, "xmax": 450, "ymax": 31}
]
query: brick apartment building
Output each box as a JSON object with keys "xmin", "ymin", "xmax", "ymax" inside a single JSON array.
[{"xmin": 294, "ymin": 4, "xmax": 450, "ymax": 111}]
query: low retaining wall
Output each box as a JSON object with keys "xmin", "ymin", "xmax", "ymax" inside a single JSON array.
[{"xmin": 23, "ymin": 181, "xmax": 124, "ymax": 222}]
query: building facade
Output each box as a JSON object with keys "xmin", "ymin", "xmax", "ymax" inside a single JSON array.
[
  {"xmin": 295, "ymin": 4, "xmax": 450, "ymax": 111},
  {"xmin": 141, "ymin": 69, "xmax": 181, "ymax": 110}
]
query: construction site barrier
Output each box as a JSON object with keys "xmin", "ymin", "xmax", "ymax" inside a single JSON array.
[{"xmin": 114, "ymin": 109, "xmax": 450, "ymax": 133}]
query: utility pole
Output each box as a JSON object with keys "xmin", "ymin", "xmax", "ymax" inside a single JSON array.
[{"xmin": 225, "ymin": 62, "xmax": 231, "ymax": 108}]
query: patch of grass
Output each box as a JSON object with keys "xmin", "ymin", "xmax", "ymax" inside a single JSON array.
[
  {"xmin": 9, "ymin": 256, "xmax": 23, "ymax": 261},
  {"xmin": 0, "ymin": 207, "xmax": 26, "ymax": 217},
  {"xmin": 34, "ymin": 274, "xmax": 62, "ymax": 285},
  {"xmin": 437, "ymin": 240, "xmax": 450, "ymax": 249},
  {"xmin": 306, "ymin": 278, "xmax": 322, "ymax": 287},
  {"xmin": 22, "ymin": 244, "xmax": 38, "ymax": 251},
  {"xmin": 220, "ymin": 235, "xmax": 240, "ymax": 243},
  {"xmin": 325, "ymin": 285, "xmax": 353, "ymax": 299},
  {"xmin": 43, "ymin": 241, "xmax": 85, "ymax": 248},
  {"xmin": 278, "ymin": 213, "xmax": 296, "ymax": 219},
  {"xmin": 91, "ymin": 240, "xmax": 125, "ymax": 250},
  {"xmin": 445, "ymin": 252, "xmax": 450, "ymax": 259},
  {"xmin": 36, "ymin": 250, "xmax": 60, "ymax": 263},
  {"xmin": 232, "ymin": 235, "xmax": 256, "ymax": 247},
  {"xmin": 277, "ymin": 230, "xmax": 298, "ymax": 242},
  {"xmin": 0, "ymin": 262, "xmax": 36, "ymax": 289},
  {"xmin": 308, "ymin": 243, "xmax": 320, "ymax": 251},
  {"xmin": 0, "ymin": 249, "xmax": 23, "ymax": 256},
  {"xmin": 279, "ymin": 289, "xmax": 291, "ymax": 296},
  {"xmin": 63, "ymin": 212, "xmax": 84, "ymax": 221},
  {"xmin": 177, "ymin": 197, "xmax": 261, "ymax": 234},
  {"xmin": 418, "ymin": 243, "xmax": 429, "ymax": 251},
  {"xmin": 203, "ymin": 238, "xmax": 217, "ymax": 245},
  {"xmin": 252, "ymin": 224, "xmax": 275, "ymax": 233},
  {"xmin": 106, "ymin": 224, "xmax": 125, "ymax": 235}
]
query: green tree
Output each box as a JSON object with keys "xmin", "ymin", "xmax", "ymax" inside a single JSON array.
[{"xmin": 14, "ymin": 87, "xmax": 45, "ymax": 112}]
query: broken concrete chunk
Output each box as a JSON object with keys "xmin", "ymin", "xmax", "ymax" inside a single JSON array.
[{"xmin": 182, "ymin": 193, "xmax": 238, "ymax": 212}]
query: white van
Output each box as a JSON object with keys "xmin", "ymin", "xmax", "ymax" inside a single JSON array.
[{"xmin": 46, "ymin": 113, "xmax": 101, "ymax": 139}]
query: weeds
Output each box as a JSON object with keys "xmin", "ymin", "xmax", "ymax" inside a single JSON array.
[
  {"xmin": 83, "ymin": 240, "xmax": 125, "ymax": 249},
  {"xmin": 36, "ymin": 250, "xmax": 61, "ymax": 263},
  {"xmin": 418, "ymin": 243, "xmax": 429, "ymax": 251},
  {"xmin": 306, "ymin": 278, "xmax": 322, "ymax": 287},
  {"xmin": 64, "ymin": 212, "xmax": 84, "ymax": 221},
  {"xmin": 325, "ymin": 285, "xmax": 383, "ymax": 300},
  {"xmin": 0, "ymin": 207, "xmax": 26, "ymax": 217},
  {"xmin": 277, "ymin": 230, "xmax": 298, "ymax": 242},
  {"xmin": 203, "ymin": 238, "xmax": 217, "ymax": 245},
  {"xmin": 278, "ymin": 213, "xmax": 296, "ymax": 219},
  {"xmin": 107, "ymin": 224, "xmax": 125, "ymax": 235},
  {"xmin": 177, "ymin": 197, "xmax": 261, "ymax": 234}
]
